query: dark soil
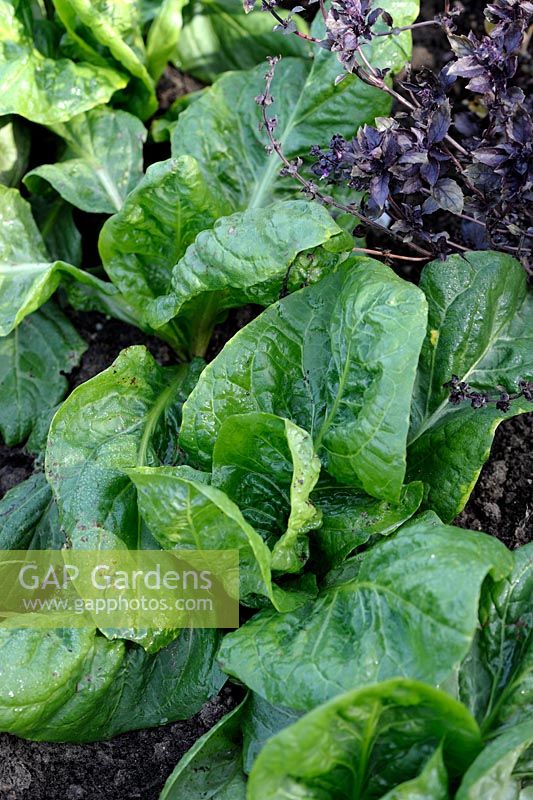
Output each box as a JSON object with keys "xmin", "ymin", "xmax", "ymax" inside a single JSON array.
[
  {"xmin": 456, "ymin": 413, "xmax": 533, "ymax": 547},
  {"xmin": 156, "ymin": 65, "xmax": 204, "ymax": 114},
  {"xmin": 0, "ymin": 687, "xmax": 238, "ymax": 800}
]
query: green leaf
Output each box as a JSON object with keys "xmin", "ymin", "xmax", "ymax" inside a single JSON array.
[
  {"xmin": 24, "ymin": 107, "xmax": 147, "ymax": 214},
  {"xmin": 241, "ymin": 693, "xmax": 300, "ymax": 774},
  {"xmin": 160, "ymin": 697, "xmax": 248, "ymax": 800},
  {"xmin": 0, "ymin": 116, "xmax": 29, "ymax": 186},
  {"xmin": 218, "ymin": 512, "xmax": 512, "ymax": 711},
  {"xmin": 98, "ymin": 157, "xmax": 225, "ymax": 354},
  {"xmin": 407, "ymin": 252, "xmax": 533, "ymax": 521},
  {"xmin": 0, "ymin": 626, "xmax": 224, "ymax": 741},
  {"xmin": 180, "ymin": 259, "xmax": 427, "ymax": 502},
  {"xmin": 46, "ymin": 346, "xmax": 203, "ymax": 549},
  {"xmin": 146, "ymin": 0, "xmax": 187, "ymax": 81},
  {"xmin": 0, "ymin": 302, "xmax": 86, "ymax": 446},
  {"xmin": 379, "ymin": 746, "xmax": 449, "ymax": 800},
  {"xmin": 31, "ymin": 197, "xmax": 82, "ymax": 266},
  {"xmin": 212, "ymin": 412, "xmax": 322, "ymax": 573},
  {"xmin": 128, "ymin": 465, "xmax": 299, "ymax": 610},
  {"xmin": 0, "ymin": 185, "xmax": 117, "ymax": 335},
  {"xmin": 0, "ymin": 0, "xmax": 126, "ymax": 124},
  {"xmin": 0, "ymin": 472, "xmax": 63, "ymax": 550},
  {"xmin": 247, "ymin": 678, "xmax": 481, "ymax": 799},
  {"xmin": 171, "ymin": 0, "xmax": 418, "ymax": 209},
  {"xmin": 311, "ymin": 480, "xmax": 424, "ymax": 570},
  {"xmin": 456, "ymin": 721, "xmax": 533, "ymax": 800},
  {"xmin": 173, "ymin": 0, "xmax": 308, "ymax": 83},
  {"xmin": 146, "ymin": 199, "xmax": 345, "ymax": 356},
  {"xmin": 52, "ymin": 0, "xmax": 157, "ymax": 118},
  {"xmin": 459, "ymin": 542, "xmax": 533, "ymax": 734}
]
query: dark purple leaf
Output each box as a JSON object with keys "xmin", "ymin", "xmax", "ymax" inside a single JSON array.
[
  {"xmin": 427, "ymin": 103, "xmax": 451, "ymax": 145},
  {"xmin": 432, "ymin": 178, "xmax": 464, "ymax": 214}
]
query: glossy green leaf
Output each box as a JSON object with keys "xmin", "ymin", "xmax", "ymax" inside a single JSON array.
[
  {"xmin": 0, "ymin": 472, "xmax": 63, "ymax": 550},
  {"xmin": 459, "ymin": 542, "xmax": 533, "ymax": 733},
  {"xmin": 146, "ymin": 0, "xmax": 187, "ymax": 81},
  {"xmin": 160, "ymin": 698, "xmax": 248, "ymax": 800},
  {"xmin": 24, "ymin": 107, "xmax": 147, "ymax": 213},
  {"xmin": 456, "ymin": 721, "xmax": 533, "ymax": 800},
  {"xmin": 212, "ymin": 412, "xmax": 321, "ymax": 573},
  {"xmin": 241, "ymin": 693, "xmax": 300, "ymax": 775},
  {"xmin": 218, "ymin": 512, "xmax": 512, "ymax": 711},
  {"xmin": 0, "ymin": 302, "xmax": 86, "ymax": 446},
  {"xmin": 147, "ymin": 199, "xmax": 346, "ymax": 356},
  {"xmin": 0, "ymin": 0, "xmax": 126, "ymax": 124},
  {"xmin": 46, "ymin": 346, "xmax": 203, "ymax": 548},
  {"xmin": 128, "ymin": 465, "xmax": 302, "ymax": 610},
  {"xmin": 379, "ymin": 747, "xmax": 449, "ymax": 800},
  {"xmin": 0, "ymin": 626, "xmax": 224, "ymax": 741},
  {"xmin": 407, "ymin": 252, "xmax": 533, "ymax": 521},
  {"xmin": 171, "ymin": 0, "xmax": 418, "ymax": 209},
  {"xmin": 311, "ymin": 479, "xmax": 424, "ymax": 569},
  {"xmin": 247, "ymin": 679, "xmax": 481, "ymax": 799},
  {"xmin": 180, "ymin": 258, "xmax": 427, "ymax": 502},
  {"xmin": 0, "ymin": 116, "xmax": 29, "ymax": 186},
  {"xmin": 52, "ymin": 0, "xmax": 157, "ymax": 118},
  {"xmin": 0, "ymin": 185, "xmax": 116, "ymax": 335},
  {"xmin": 173, "ymin": 0, "xmax": 308, "ymax": 83},
  {"xmin": 98, "ymin": 156, "xmax": 225, "ymax": 354}
]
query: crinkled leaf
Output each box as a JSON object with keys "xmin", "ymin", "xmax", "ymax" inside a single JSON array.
[
  {"xmin": 0, "ymin": 626, "xmax": 224, "ymax": 741},
  {"xmin": 146, "ymin": 199, "xmax": 345, "ymax": 355},
  {"xmin": 0, "ymin": 0, "xmax": 126, "ymax": 124},
  {"xmin": 311, "ymin": 479, "xmax": 424, "ymax": 570},
  {"xmin": 98, "ymin": 156, "xmax": 225, "ymax": 354},
  {"xmin": 128, "ymin": 465, "xmax": 311, "ymax": 611},
  {"xmin": 247, "ymin": 679, "xmax": 481, "ymax": 799},
  {"xmin": 459, "ymin": 542, "xmax": 533, "ymax": 733},
  {"xmin": 0, "ymin": 302, "xmax": 86, "ymax": 446},
  {"xmin": 212, "ymin": 412, "xmax": 322, "ymax": 573},
  {"xmin": 0, "ymin": 472, "xmax": 63, "ymax": 550},
  {"xmin": 24, "ymin": 107, "xmax": 147, "ymax": 213},
  {"xmin": 52, "ymin": 0, "xmax": 156, "ymax": 118},
  {"xmin": 173, "ymin": 0, "xmax": 308, "ymax": 83},
  {"xmin": 0, "ymin": 116, "xmax": 29, "ymax": 186},
  {"xmin": 160, "ymin": 697, "xmax": 248, "ymax": 800},
  {"xmin": 456, "ymin": 721, "xmax": 533, "ymax": 800},
  {"xmin": 45, "ymin": 345, "xmax": 205, "ymax": 650},
  {"xmin": 0, "ymin": 185, "xmax": 116, "ymax": 335},
  {"xmin": 218, "ymin": 512, "xmax": 512, "ymax": 711},
  {"xmin": 407, "ymin": 252, "xmax": 533, "ymax": 520},
  {"xmin": 180, "ymin": 259, "xmax": 427, "ymax": 502},
  {"xmin": 46, "ymin": 346, "xmax": 203, "ymax": 549}
]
